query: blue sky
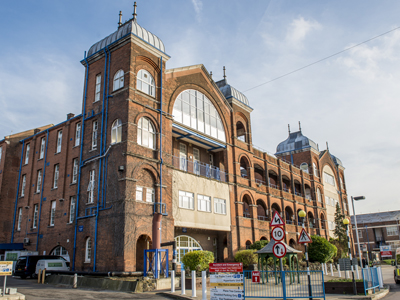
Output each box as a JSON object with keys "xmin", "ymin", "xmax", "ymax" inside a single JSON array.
[{"xmin": 1, "ymin": 1, "xmax": 399, "ymax": 214}]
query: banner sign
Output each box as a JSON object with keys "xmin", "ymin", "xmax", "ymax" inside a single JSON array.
[
  {"xmin": 380, "ymin": 245, "xmax": 392, "ymax": 258},
  {"xmin": 209, "ymin": 263, "xmax": 243, "ymax": 273},
  {"xmin": 210, "ymin": 288, "xmax": 244, "ymax": 300},
  {"xmin": 210, "ymin": 274, "xmax": 243, "ymax": 286},
  {"xmin": 0, "ymin": 261, "xmax": 13, "ymax": 276}
]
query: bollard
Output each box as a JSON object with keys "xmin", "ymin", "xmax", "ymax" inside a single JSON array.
[
  {"xmin": 345, "ymin": 270, "xmax": 349, "ymax": 279},
  {"xmin": 321, "ymin": 263, "xmax": 324, "ymax": 274},
  {"xmin": 377, "ymin": 267, "xmax": 384, "ymax": 288},
  {"xmin": 38, "ymin": 269, "xmax": 41, "ymax": 284},
  {"xmin": 73, "ymin": 273, "xmax": 78, "ymax": 289},
  {"xmin": 42, "ymin": 269, "xmax": 46, "ymax": 284},
  {"xmin": 355, "ymin": 265, "xmax": 360, "ymax": 279},
  {"xmin": 330, "ymin": 264, "xmax": 334, "ymax": 276},
  {"xmin": 202, "ymin": 270, "xmax": 207, "ymax": 300},
  {"xmin": 191, "ymin": 270, "xmax": 197, "ymax": 297},
  {"xmin": 171, "ymin": 270, "xmax": 175, "ymax": 293},
  {"xmin": 325, "ymin": 263, "xmax": 328, "ymax": 275},
  {"xmin": 337, "ymin": 264, "xmax": 341, "ymax": 277},
  {"xmin": 181, "ymin": 270, "xmax": 185, "ymax": 295}
]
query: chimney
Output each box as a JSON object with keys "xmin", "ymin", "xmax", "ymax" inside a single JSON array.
[{"xmin": 67, "ymin": 113, "xmax": 75, "ymax": 120}]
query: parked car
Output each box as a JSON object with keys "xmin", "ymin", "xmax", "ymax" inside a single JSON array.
[
  {"xmin": 35, "ymin": 259, "xmax": 69, "ymax": 276},
  {"xmin": 14, "ymin": 255, "xmax": 67, "ymax": 279},
  {"xmin": 394, "ymin": 248, "xmax": 400, "ymax": 284}
]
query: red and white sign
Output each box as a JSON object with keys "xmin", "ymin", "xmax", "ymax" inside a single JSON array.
[
  {"xmin": 273, "ymin": 242, "xmax": 287, "ymax": 259},
  {"xmin": 271, "ymin": 226, "xmax": 285, "ymax": 242},
  {"xmin": 209, "ymin": 263, "xmax": 243, "ymax": 273},
  {"xmin": 298, "ymin": 228, "xmax": 312, "ymax": 244},
  {"xmin": 270, "ymin": 211, "xmax": 285, "ymax": 227},
  {"xmin": 251, "ymin": 271, "xmax": 260, "ymax": 283},
  {"xmin": 380, "ymin": 246, "xmax": 392, "ymax": 258}
]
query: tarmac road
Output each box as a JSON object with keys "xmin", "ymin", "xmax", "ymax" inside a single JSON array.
[
  {"xmin": 381, "ymin": 264, "xmax": 400, "ymax": 300},
  {"xmin": 2, "ymin": 276, "xmax": 170, "ymax": 300}
]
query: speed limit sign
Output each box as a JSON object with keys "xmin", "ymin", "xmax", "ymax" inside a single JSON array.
[{"xmin": 271, "ymin": 226, "xmax": 285, "ymax": 242}]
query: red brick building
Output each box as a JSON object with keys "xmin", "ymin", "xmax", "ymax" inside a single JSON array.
[{"xmin": 0, "ymin": 10, "xmax": 350, "ymax": 271}]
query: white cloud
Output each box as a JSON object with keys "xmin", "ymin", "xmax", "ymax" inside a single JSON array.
[
  {"xmin": 191, "ymin": 0, "xmax": 203, "ymax": 22},
  {"xmin": 286, "ymin": 16, "xmax": 321, "ymax": 47}
]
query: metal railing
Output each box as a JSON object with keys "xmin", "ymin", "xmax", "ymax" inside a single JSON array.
[
  {"xmin": 258, "ymin": 215, "xmax": 268, "ymax": 221},
  {"xmin": 362, "ymin": 267, "xmax": 380, "ymax": 295},
  {"xmin": 172, "ymin": 156, "xmax": 227, "ymax": 182}
]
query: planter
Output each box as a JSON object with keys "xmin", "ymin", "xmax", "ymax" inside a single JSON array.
[
  {"xmin": 324, "ymin": 281, "xmax": 365, "ymax": 294},
  {"xmin": 184, "ymin": 277, "xmax": 210, "ymax": 290}
]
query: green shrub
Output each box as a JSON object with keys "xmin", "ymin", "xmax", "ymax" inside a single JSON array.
[
  {"xmin": 234, "ymin": 250, "xmax": 257, "ymax": 268},
  {"xmin": 308, "ymin": 235, "xmax": 337, "ymax": 263},
  {"xmin": 181, "ymin": 250, "xmax": 214, "ymax": 272},
  {"xmin": 250, "ymin": 240, "xmax": 269, "ymax": 250}
]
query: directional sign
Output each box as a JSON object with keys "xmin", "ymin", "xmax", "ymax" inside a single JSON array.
[
  {"xmin": 271, "ymin": 226, "xmax": 285, "ymax": 242},
  {"xmin": 210, "ymin": 274, "xmax": 243, "ymax": 286},
  {"xmin": 273, "ymin": 242, "xmax": 287, "ymax": 259},
  {"xmin": 209, "ymin": 263, "xmax": 243, "ymax": 273},
  {"xmin": 210, "ymin": 288, "xmax": 244, "ymax": 300},
  {"xmin": 0, "ymin": 261, "xmax": 13, "ymax": 276},
  {"xmin": 298, "ymin": 228, "xmax": 312, "ymax": 244},
  {"xmin": 270, "ymin": 211, "xmax": 285, "ymax": 227},
  {"xmin": 252, "ymin": 271, "xmax": 260, "ymax": 283}
]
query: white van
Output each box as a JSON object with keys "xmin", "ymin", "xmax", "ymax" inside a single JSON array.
[{"xmin": 35, "ymin": 259, "xmax": 69, "ymax": 276}]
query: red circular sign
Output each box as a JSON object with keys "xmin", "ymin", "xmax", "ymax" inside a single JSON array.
[
  {"xmin": 271, "ymin": 226, "xmax": 285, "ymax": 242},
  {"xmin": 272, "ymin": 242, "xmax": 287, "ymax": 259}
]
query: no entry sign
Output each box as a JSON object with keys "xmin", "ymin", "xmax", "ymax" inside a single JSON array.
[
  {"xmin": 271, "ymin": 226, "xmax": 285, "ymax": 242},
  {"xmin": 273, "ymin": 242, "xmax": 287, "ymax": 259}
]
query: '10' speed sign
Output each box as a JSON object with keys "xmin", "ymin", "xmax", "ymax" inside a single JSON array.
[{"xmin": 271, "ymin": 226, "xmax": 285, "ymax": 242}]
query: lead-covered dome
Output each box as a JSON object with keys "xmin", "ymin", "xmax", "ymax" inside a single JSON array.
[
  {"xmin": 216, "ymin": 79, "xmax": 249, "ymax": 106},
  {"xmin": 87, "ymin": 20, "xmax": 165, "ymax": 57},
  {"xmin": 276, "ymin": 131, "xmax": 318, "ymax": 155}
]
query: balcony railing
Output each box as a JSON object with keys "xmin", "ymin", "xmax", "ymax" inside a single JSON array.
[
  {"xmin": 255, "ymin": 179, "xmax": 267, "ymax": 186},
  {"xmin": 173, "ymin": 156, "xmax": 227, "ymax": 182},
  {"xmin": 295, "ymin": 191, "xmax": 302, "ymax": 197},
  {"xmin": 257, "ymin": 215, "xmax": 268, "ymax": 221},
  {"xmin": 243, "ymin": 213, "xmax": 251, "ymax": 218}
]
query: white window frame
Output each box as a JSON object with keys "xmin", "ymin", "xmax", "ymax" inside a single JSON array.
[
  {"xmin": 313, "ymin": 163, "xmax": 318, "ymax": 177},
  {"xmin": 75, "ymin": 123, "xmax": 81, "ymax": 147},
  {"xmin": 198, "ymin": 194, "xmax": 211, "ymax": 212},
  {"xmin": 317, "ymin": 189, "xmax": 322, "ymax": 202},
  {"xmin": 137, "ymin": 117, "xmax": 156, "ymax": 149},
  {"xmin": 39, "ymin": 137, "xmax": 45, "ymax": 159},
  {"xmin": 17, "ymin": 208, "xmax": 22, "ymax": 231},
  {"xmin": 50, "ymin": 200, "xmax": 56, "ymax": 226},
  {"xmin": 387, "ymin": 226, "xmax": 399, "ymax": 236},
  {"xmin": 72, "ymin": 158, "xmax": 78, "ymax": 183},
  {"xmin": 214, "ymin": 198, "xmax": 226, "ymax": 214},
  {"xmin": 69, "ymin": 196, "xmax": 76, "ymax": 224},
  {"xmin": 53, "ymin": 164, "xmax": 59, "ymax": 189},
  {"xmin": 85, "ymin": 237, "xmax": 92, "ymax": 263},
  {"xmin": 146, "ymin": 187, "xmax": 155, "ymax": 203},
  {"xmin": 36, "ymin": 170, "xmax": 42, "ymax": 193},
  {"xmin": 92, "ymin": 121, "xmax": 98, "ymax": 150},
  {"xmin": 113, "ymin": 70, "xmax": 124, "ymax": 91},
  {"xmin": 21, "ymin": 175, "xmax": 26, "ymax": 197},
  {"xmin": 136, "ymin": 186, "xmax": 143, "ymax": 201},
  {"xmin": 137, "ymin": 69, "xmax": 155, "ymax": 97},
  {"xmin": 324, "ymin": 172, "xmax": 335, "ymax": 186},
  {"xmin": 25, "ymin": 144, "xmax": 30, "ymax": 164},
  {"xmin": 358, "ymin": 230, "xmax": 363, "ymax": 238},
  {"xmin": 56, "ymin": 130, "xmax": 62, "ymax": 153},
  {"xmin": 95, "ymin": 74, "xmax": 101, "ymax": 102},
  {"xmin": 179, "ymin": 190, "xmax": 194, "ymax": 210},
  {"xmin": 33, "ymin": 204, "xmax": 38, "ymax": 228},
  {"xmin": 87, "ymin": 170, "xmax": 95, "ymax": 204},
  {"xmin": 111, "ymin": 119, "xmax": 122, "ymax": 144}
]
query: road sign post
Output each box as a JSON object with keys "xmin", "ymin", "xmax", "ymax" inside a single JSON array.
[
  {"xmin": 0, "ymin": 261, "xmax": 12, "ymax": 297},
  {"xmin": 298, "ymin": 224, "xmax": 313, "ymax": 300}
]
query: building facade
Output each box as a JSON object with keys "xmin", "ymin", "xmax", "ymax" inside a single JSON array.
[{"xmin": 0, "ymin": 10, "xmax": 351, "ymax": 271}]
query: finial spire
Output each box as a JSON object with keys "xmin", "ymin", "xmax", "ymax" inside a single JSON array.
[
  {"xmin": 118, "ymin": 11, "xmax": 122, "ymax": 27},
  {"xmin": 326, "ymin": 142, "xmax": 329, "ymax": 151},
  {"xmin": 133, "ymin": 2, "xmax": 137, "ymax": 22},
  {"xmin": 288, "ymin": 124, "xmax": 291, "ymax": 135},
  {"xmin": 223, "ymin": 66, "xmax": 226, "ymax": 79},
  {"xmin": 210, "ymin": 71, "xmax": 212, "ymax": 79},
  {"xmin": 299, "ymin": 121, "xmax": 301, "ymax": 131}
]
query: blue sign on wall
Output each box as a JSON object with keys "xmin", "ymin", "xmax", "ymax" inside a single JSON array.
[
  {"xmin": 78, "ymin": 225, "xmax": 84, "ymax": 232},
  {"xmin": 182, "ymin": 228, "xmax": 187, "ymax": 233}
]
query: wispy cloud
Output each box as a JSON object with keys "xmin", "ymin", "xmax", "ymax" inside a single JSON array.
[
  {"xmin": 191, "ymin": 0, "xmax": 203, "ymax": 22},
  {"xmin": 285, "ymin": 16, "xmax": 321, "ymax": 47}
]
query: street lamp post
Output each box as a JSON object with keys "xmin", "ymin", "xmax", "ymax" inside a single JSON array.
[
  {"xmin": 351, "ymin": 196, "xmax": 365, "ymax": 268},
  {"xmin": 298, "ymin": 209, "xmax": 312, "ymax": 300},
  {"xmin": 343, "ymin": 218, "xmax": 357, "ymax": 295}
]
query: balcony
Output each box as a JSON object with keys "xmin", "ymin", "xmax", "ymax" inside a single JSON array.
[{"xmin": 173, "ymin": 156, "xmax": 227, "ymax": 182}]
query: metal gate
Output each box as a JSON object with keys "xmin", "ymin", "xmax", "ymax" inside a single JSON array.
[
  {"xmin": 243, "ymin": 270, "xmax": 325, "ymax": 299},
  {"xmin": 362, "ymin": 267, "xmax": 380, "ymax": 295}
]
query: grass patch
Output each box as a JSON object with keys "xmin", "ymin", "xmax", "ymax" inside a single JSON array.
[
  {"xmin": 328, "ymin": 279, "xmax": 363, "ymax": 282},
  {"xmin": 382, "ymin": 259, "xmax": 394, "ymax": 265}
]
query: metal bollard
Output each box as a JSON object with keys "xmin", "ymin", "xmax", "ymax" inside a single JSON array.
[
  {"xmin": 330, "ymin": 264, "xmax": 334, "ymax": 276},
  {"xmin": 191, "ymin": 270, "xmax": 197, "ymax": 297},
  {"xmin": 181, "ymin": 270, "xmax": 185, "ymax": 295},
  {"xmin": 202, "ymin": 271, "xmax": 207, "ymax": 300},
  {"xmin": 171, "ymin": 270, "xmax": 175, "ymax": 293},
  {"xmin": 321, "ymin": 263, "xmax": 324, "ymax": 274},
  {"xmin": 38, "ymin": 269, "xmax": 41, "ymax": 283},
  {"xmin": 355, "ymin": 265, "xmax": 360, "ymax": 279},
  {"xmin": 325, "ymin": 263, "xmax": 328, "ymax": 275},
  {"xmin": 337, "ymin": 264, "xmax": 341, "ymax": 277},
  {"xmin": 73, "ymin": 273, "xmax": 78, "ymax": 289},
  {"xmin": 42, "ymin": 269, "xmax": 46, "ymax": 284}
]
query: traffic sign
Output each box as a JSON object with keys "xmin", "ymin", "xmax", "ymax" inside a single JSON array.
[
  {"xmin": 270, "ymin": 211, "xmax": 285, "ymax": 227},
  {"xmin": 271, "ymin": 226, "xmax": 285, "ymax": 242},
  {"xmin": 298, "ymin": 228, "xmax": 312, "ymax": 244},
  {"xmin": 272, "ymin": 242, "xmax": 287, "ymax": 259},
  {"xmin": 252, "ymin": 271, "xmax": 260, "ymax": 283}
]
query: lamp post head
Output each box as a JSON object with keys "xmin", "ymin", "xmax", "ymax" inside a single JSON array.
[
  {"xmin": 298, "ymin": 210, "xmax": 306, "ymax": 218},
  {"xmin": 343, "ymin": 218, "xmax": 350, "ymax": 225},
  {"xmin": 353, "ymin": 196, "xmax": 365, "ymax": 201}
]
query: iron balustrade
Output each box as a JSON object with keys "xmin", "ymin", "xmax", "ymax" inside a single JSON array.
[
  {"xmin": 172, "ymin": 156, "xmax": 226, "ymax": 182},
  {"xmin": 295, "ymin": 191, "xmax": 302, "ymax": 196},
  {"xmin": 243, "ymin": 213, "xmax": 251, "ymax": 218}
]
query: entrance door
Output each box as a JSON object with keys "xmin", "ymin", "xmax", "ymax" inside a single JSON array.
[{"xmin": 180, "ymin": 143, "xmax": 187, "ymax": 171}]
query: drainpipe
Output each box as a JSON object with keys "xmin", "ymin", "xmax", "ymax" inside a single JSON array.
[
  {"xmin": 11, "ymin": 142, "xmax": 25, "ymax": 243},
  {"xmin": 72, "ymin": 52, "xmax": 90, "ymax": 271},
  {"xmin": 36, "ymin": 129, "xmax": 49, "ymax": 251}
]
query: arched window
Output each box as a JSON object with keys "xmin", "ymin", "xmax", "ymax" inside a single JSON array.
[
  {"xmin": 113, "ymin": 70, "xmax": 124, "ymax": 91},
  {"xmin": 175, "ymin": 235, "xmax": 202, "ymax": 266},
  {"xmin": 137, "ymin": 69, "xmax": 155, "ymax": 97},
  {"xmin": 317, "ymin": 188, "xmax": 322, "ymax": 203},
  {"xmin": 308, "ymin": 212, "xmax": 315, "ymax": 228},
  {"xmin": 240, "ymin": 157, "xmax": 249, "ymax": 179},
  {"xmin": 256, "ymin": 200, "xmax": 267, "ymax": 221},
  {"xmin": 137, "ymin": 117, "xmax": 156, "ymax": 149},
  {"xmin": 111, "ymin": 119, "xmax": 122, "ymax": 144},
  {"xmin": 172, "ymin": 89, "xmax": 226, "ymax": 142},
  {"xmin": 313, "ymin": 163, "xmax": 319, "ymax": 177},
  {"xmin": 285, "ymin": 206, "xmax": 294, "ymax": 224},
  {"xmin": 85, "ymin": 237, "xmax": 91, "ymax": 263},
  {"xmin": 245, "ymin": 240, "xmax": 252, "ymax": 249},
  {"xmin": 236, "ymin": 121, "xmax": 246, "ymax": 142}
]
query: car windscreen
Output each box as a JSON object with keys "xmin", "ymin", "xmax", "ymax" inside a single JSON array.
[{"xmin": 16, "ymin": 257, "xmax": 27, "ymax": 266}]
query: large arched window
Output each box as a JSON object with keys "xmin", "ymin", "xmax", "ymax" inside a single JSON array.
[
  {"xmin": 137, "ymin": 69, "xmax": 155, "ymax": 97},
  {"xmin": 172, "ymin": 89, "xmax": 226, "ymax": 142},
  {"xmin": 137, "ymin": 117, "xmax": 156, "ymax": 149},
  {"xmin": 85, "ymin": 237, "xmax": 91, "ymax": 263},
  {"xmin": 175, "ymin": 235, "xmax": 202, "ymax": 266},
  {"xmin": 113, "ymin": 70, "xmax": 124, "ymax": 91},
  {"xmin": 111, "ymin": 119, "xmax": 122, "ymax": 144}
]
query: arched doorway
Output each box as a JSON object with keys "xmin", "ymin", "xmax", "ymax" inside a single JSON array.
[
  {"xmin": 175, "ymin": 235, "xmax": 202, "ymax": 267},
  {"xmin": 50, "ymin": 246, "xmax": 70, "ymax": 262},
  {"xmin": 136, "ymin": 235, "xmax": 152, "ymax": 271}
]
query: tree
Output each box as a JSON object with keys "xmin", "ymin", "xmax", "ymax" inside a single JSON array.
[
  {"xmin": 333, "ymin": 202, "xmax": 347, "ymax": 249},
  {"xmin": 308, "ymin": 235, "xmax": 337, "ymax": 263},
  {"xmin": 250, "ymin": 240, "xmax": 269, "ymax": 250},
  {"xmin": 182, "ymin": 250, "xmax": 214, "ymax": 272}
]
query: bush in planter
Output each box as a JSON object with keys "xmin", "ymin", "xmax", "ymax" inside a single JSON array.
[
  {"xmin": 234, "ymin": 250, "xmax": 257, "ymax": 268},
  {"xmin": 182, "ymin": 250, "xmax": 214, "ymax": 272},
  {"xmin": 308, "ymin": 235, "xmax": 337, "ymax": 263}
]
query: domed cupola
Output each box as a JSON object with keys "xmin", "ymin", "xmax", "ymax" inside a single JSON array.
[
  {"xmin": 87, "ymin": 3, "xmax": 166, "ymax": 57},
  {"xmin": 276, "ymin": 127, "xmax": 318, "ymax": 155}
]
